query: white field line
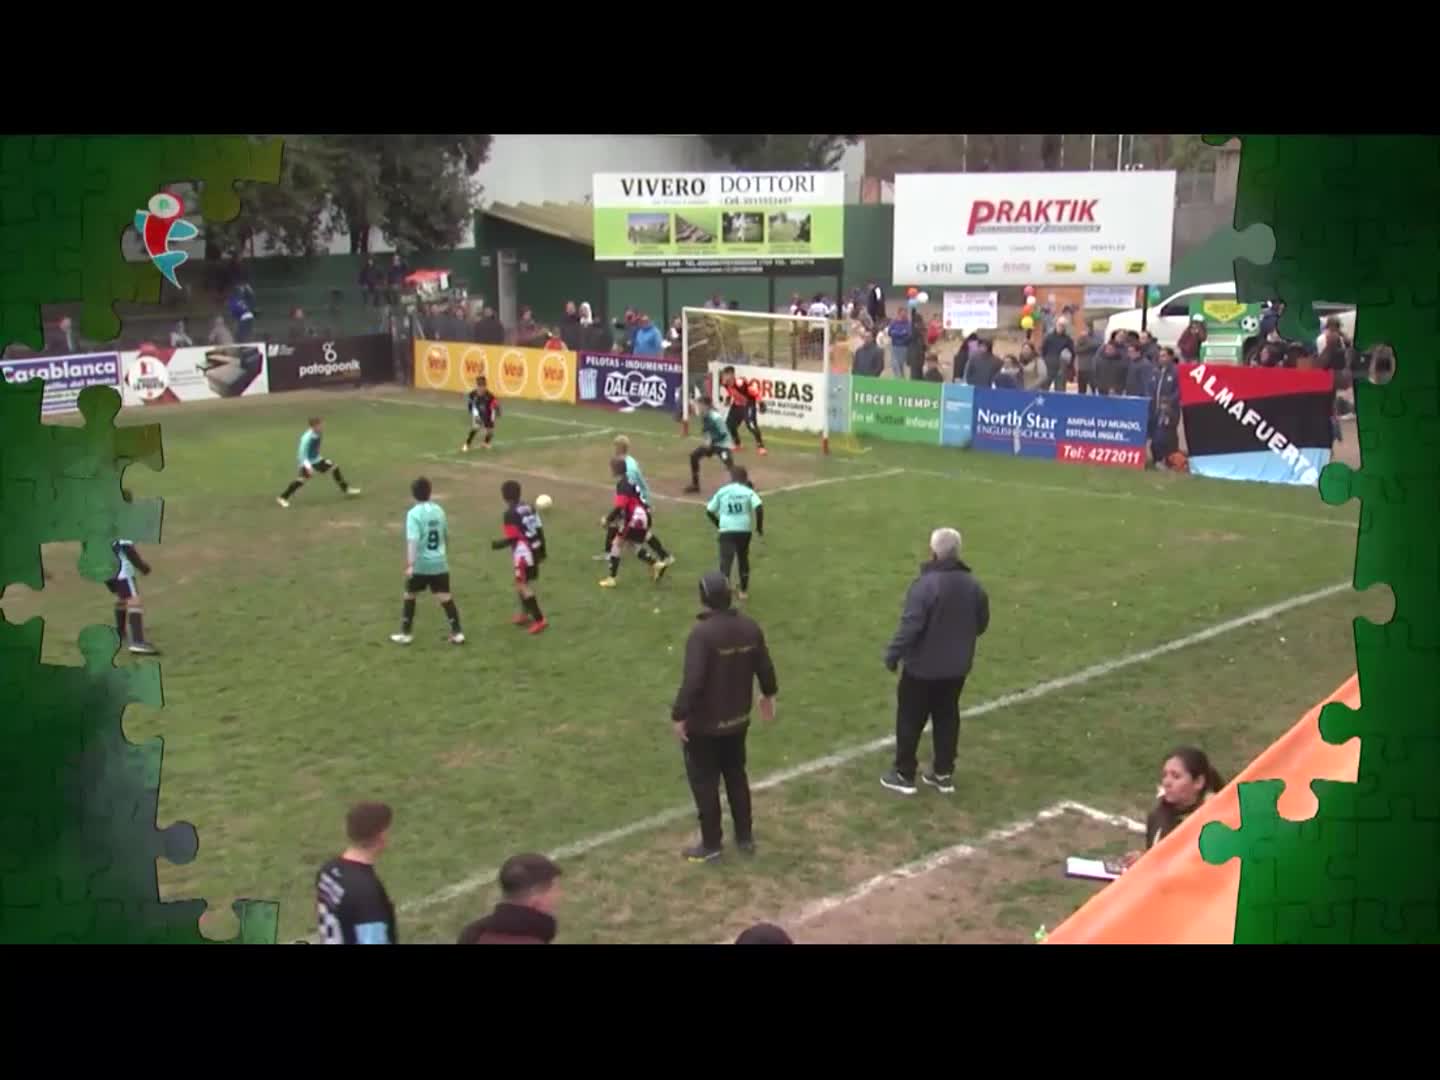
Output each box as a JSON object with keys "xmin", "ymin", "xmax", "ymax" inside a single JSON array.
[
  {"xmin": 765, "ymin": 800, "xmax": 1145, "ymax": 936},
  {"xmin": 763, "ymin": 468, "xmax": 903, "ymax": 495},
  {"xmin": 899, "ymin": 465, "xmax": 1356, "ymax": 531},
  {"xmin": 396, "ymin": 579, "xmax": 1350, "ymax": 920},
  {"xmin": 366, "ymin": 396, "xmax": 613, "ymax": 430},
  {"xmin": 423, "ymin": 454, "xmax": 705, "ymax": 505}
]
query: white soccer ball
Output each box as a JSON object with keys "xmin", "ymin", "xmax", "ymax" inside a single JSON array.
[{"xmin": 535, "ymin": 494, "xmax": 553, "ymax": 510}]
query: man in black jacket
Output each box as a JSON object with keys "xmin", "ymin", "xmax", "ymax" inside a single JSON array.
[
  {"xmin": 671, "ymin": 570, "xmax": 778, "ymax": 862},
  {"xmin": 961, "ymin": 338, "xmax": 1000, "ymax": 387},
  {"xmin": 881, "ymin": 528, "xmax": 990, "ymax": 796},
  {"xmin": 456, "ymin": 853, "xmax": 562, "ymax": 944},
  {"xmin": 852, "ymin": 330, "xmax": 885, "ymax": 377},
  {"xmin": 1040, "ymin": 319, "xmax": 1075, "ymax": 391}
]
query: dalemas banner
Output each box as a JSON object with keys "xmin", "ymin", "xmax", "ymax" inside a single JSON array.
[
  {"xmin": 268, "ymin": 335, "xmax": 393, "ymax": 392},
  {"xmin": 593, "ymin": 171, "xmax": 845, "ymax": 274},
  {"xmin": 413, "ymin": 341, "xmax": 575, "ymax": 403},
  {"xmin": 1192, "ymin": 300, "xmax": 1264, "ymax": 363},
  {"xmin": 706, "ymin": 362, "xmax": 827, "ymax": 433},
  {"xmin": 941, "ymin": 383, "xmax": 975, "ymax": 447},
  {"xmin": 850, "ymin": 376, "xmax": 942, "ymax": 445},
  {"xmin": 971, "ymin": 388, "xmax": 1148, "ymax": 469},
  {"xmin": 1, "ymin": 351, "xmax": 121, "ymax": 415},
  {"xmin": 1177, "ymin": 362, "xmax": 1332, "ymax": 487},
  {"xmin": 892, "ymin": 170, "xmax": 1178, "ymax": 287},
  {"xmin": 120, "ymin": 343, "xmax": 269, "ymax": 407},
  {"xmin": 576, "ymin": 352, "xmax": 683, "ymax": 413}
]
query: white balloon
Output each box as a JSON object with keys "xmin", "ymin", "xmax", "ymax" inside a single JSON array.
[{"xmin": 916, "ymin": 291, "xmax": 930, "ymax": 304}]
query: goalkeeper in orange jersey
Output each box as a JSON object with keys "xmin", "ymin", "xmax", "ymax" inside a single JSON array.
[{"xmin": 719, "ymin": 365, "xmax": 767, "ymax": 455}]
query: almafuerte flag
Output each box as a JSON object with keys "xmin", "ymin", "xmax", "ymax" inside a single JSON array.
[{"xmin": 1177, "ymin": 363, "xmax": 1333, "ymax": 487}]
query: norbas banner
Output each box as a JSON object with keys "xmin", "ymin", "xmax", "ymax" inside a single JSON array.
[
  {"xmin": 592, "ymin": 171, "xmax": 844, "ymax": 273},
  {"xmin": 972, "ymin": 388, "xmax": 1149, "ymax": 469},
  {"xmin": 849, "ymin": 376, "xmax": 942, "ymax": 445}
]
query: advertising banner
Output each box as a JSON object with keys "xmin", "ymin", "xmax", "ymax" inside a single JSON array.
[
  {"xmin": 849, "ymin": 376, "xmax": 942, "ymax": 445},
  {"xmin": 576, "ymin": 352, "xmax": 683, "ymax": 413},
  {"xmin": 1192, "ymin": 300, "xmax": 1264, "ymax": 363},
  {"xmin": 1177, "ymin": 362, "xmax": 1332, "ymax": 487},
  {"xmin": 1083, "ymin": 286, "xmax": 1142, "ymax": 309},
  {"xmin": 971, "ymin": 388, "xmax": 1149, "ymax": 469},
  {"xmin": 706, "ymin": 362, "xmax": 828, "ymax": 433},
  {"xmin": 940, "ymin": 383, "xmax": 975, "ymax": 448},
  {"xmin": 1, "ymin": 351, "xmax": 121, "ymax": 415},
  {"xmin": 413, "ymin": 341, "xmax": 575, "ymax": 403},
  {"xmin": 593, "ymin": 171, "xmax": 845, "ymax": 274},
  {"xmin": 267, "ymin": 335, "xmax": 393, "ymax": 392},
  {"xmin": 942, "ymin": 291, "xmax": 999, "ymax": 332},
  {"xmin": 892, "ymin": 171, "xmax": 1178, "ymax": 287},
  {"xmin": 120, "ymin": 343, "xmax": 269, "ymax": 407}
]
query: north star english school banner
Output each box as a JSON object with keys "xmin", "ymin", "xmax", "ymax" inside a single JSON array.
[
  {"xmin": 1177, "ymin": 362, "xmax": 1332, "ymax": 487},
  {"xmin": 414, "ymin": 341, "xmax": 575, "ymax": 403},
  {"xmin": 593, "ymin": 172, "xmax": 845, "ymax": 273},
  {"xmin": 971, "ymin": 388, "xmax": 1149, "ymax": 469},
  {"xmin": 849, "ymin": 376, "xmax": 942, "ymax": 445},
  {"xmin": 707, "ymin": 362, "xmax": 827, "ymax": 433},
  {"xmin": 577, "ymin": 352, "xmax": 683, "ymax": 413},
  {"xmin": 1, "ymin": 351, "xmax": 121, "ymax": 414},
  {"xmin": 120, "ymin": 343, "xmax": 269, "ymax": 407}
]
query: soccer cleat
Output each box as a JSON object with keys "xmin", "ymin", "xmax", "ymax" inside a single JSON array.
[
  {"xmin": 449, "ymin": 632, "xmax": 466, "ymax": 645},
  {"xmin": 757, "ymin": 447, "xmax": 768, "ymax": 456},
  {"xmin": 528, "ymin": 618, "xmax": 549, "ymax": 635},
  {"xmin": 461, "ymin": 443, "xmax": 470, "ymax": 453},
  {"xmin": 651, "ymin": 560, "xmax": 669, "ymax": 583},
  {"xmin": 511, "ymin": 613, "xmax": 531, "ymax": 626},
  {"xmin": 389, "ymin": 633, "xmax": 413, "ymax": 645},
  {"xmin": 127, "ymin": 642, "xmax": 159, "ymax": 656},
  {"xmin": 682, "ymin": 484, "xmax": 700, "ymax": 494},
  {"xmin": 736, "ymin": 840, "xmax": 756, "ymax": 856},
  {"xmin": 880, "ymin": 771, "xmax": 918, "ymax": 796},
  {"xmin": 736, "ymin": 590, "xmax": 748, "ymax": 602},
  {"xmin": 921, "ymin": 771, "xmax": 955, "ymax": 795},
  {"xmin": 276, "ymin": 497, "xmax": 290, "ymax": 508},
  {"xmin": 683, "ymin": 844, "xmax": 723, "ymax": 864},
  {"xmin": 664, "ymin": 555, "xmax": 677, "ymax": 567},
  {"xmin": 598, "ymin": 577, "xmax": 618, "ymax": 588},
  {"xmin": 345, "ymin": 487, "xmax": 362, "ymax": 497}
]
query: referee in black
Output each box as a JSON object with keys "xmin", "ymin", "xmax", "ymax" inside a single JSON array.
[{"xmin": 671, "ymin": 570, "xmax": 778, "ymax": 863}]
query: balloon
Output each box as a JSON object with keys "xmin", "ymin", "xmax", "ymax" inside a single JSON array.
[
  {"xmin": 916, "ymin": 291, "xmax": 929, "ymax": 304},
  {"xmin": 1023, "ymin": 285, "xmax": 1036, "ymax": 297},
  {"xmin": 1020, "ymin": 315, "xmax": 1035, "ymax": 330},
  {"xmin": 907, "ymin": 287, "xmax": 919, "ymax": 298}
]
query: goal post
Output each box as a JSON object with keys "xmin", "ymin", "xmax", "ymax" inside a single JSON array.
[{"xmin": 681, "ymin": 306, "xmax": 848, "ymax": 454}]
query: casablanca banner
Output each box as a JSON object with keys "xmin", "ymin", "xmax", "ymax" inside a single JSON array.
[
  {"xmin": 1177, "ymin": 362, "xmax": 1332, "ymax": 487},
  {"xmin": 971, "ymin": 387, "xmax": 1149, "ymax": 469},
  {"xmin": 120, "ymin": 343, "xmax": 269, "ymax": 407},
  {"xmin": 593, "ymin": 171, "xmax": 845, "ymax": 274},
  {"xmin": 1, "ymin": 351, "xmax": 121, "ymax": 415},
  {"xmin": 413, "ymin": 341, "xmax": 575, "ymax": 404}
]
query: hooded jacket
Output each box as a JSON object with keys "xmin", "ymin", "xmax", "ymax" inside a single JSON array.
[
  {"xmin": 884, "ymin": 557, "xmax": 990, "ymax": 681},
  {"xmin": 671, "ymin": 608, "xmax": 778, "ymax": 737},
  {"xmin": 457, "ymin": 902, "xmax": 557, "ymax": 944}
]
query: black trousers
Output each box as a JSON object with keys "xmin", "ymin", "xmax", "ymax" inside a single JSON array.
[
  {"xmin": 718, "ymin": 531, "xmax": 752, "ymax": 585},
  {"xmin": 683, "ymin": 730, "xmax": 753, "ymax": 850},
  {"xmin": 894, "ymin": 672, "xmax": 967, "ymax": 781}
]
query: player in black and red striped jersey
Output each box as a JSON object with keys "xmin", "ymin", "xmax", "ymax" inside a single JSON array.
[
  {"xmin": 462, "ymin": 376, "xmax": 500, "ymax": 452},
  {"xmin": 719, "ymin": 365, "xmax": 767, "ymax": 455},
  {"xmin": 490, "ymin": 479, "xmax": 548, "ymax": 634},
  {"xmin": 599, "ymin": 457, "xmax": 668, "ymax": 589}
]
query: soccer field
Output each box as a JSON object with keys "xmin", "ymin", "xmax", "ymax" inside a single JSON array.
[{"xmin": 3, "ymin": 384, "xmax": 1382, "ymax": 944}]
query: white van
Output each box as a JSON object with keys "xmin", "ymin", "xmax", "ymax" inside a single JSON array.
[{"xmin": 1102, "ymin": 281, "xmax": 1356, "ymax": 358}]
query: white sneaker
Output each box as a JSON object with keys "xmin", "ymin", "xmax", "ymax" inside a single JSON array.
[
  {"xmin": 276, "ymin": 497, "xmax": 289, "ymax": 509},
  {"xmin": 449, "ymin": 632, "xmax": 466, "ymax": 645},
  {"xmin": 346, "ymin": 488, "xmax": 362, "ymax": 497},
  {"xmin": 461, "ymin": 443, "xmax": 470, "ymax": 453},
  {"xmin": 390, "ymin": 633, "xmax": 412, "ymax": 645}
]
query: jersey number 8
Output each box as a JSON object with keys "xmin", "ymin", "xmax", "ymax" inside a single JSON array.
[{"xmin": 426, "ymin": 528, "xmax": 441, "ymax": 551}]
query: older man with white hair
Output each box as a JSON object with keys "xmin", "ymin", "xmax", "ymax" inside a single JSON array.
[{"xmin": 881, "ymin": 527, "xmax": 991, "ymax": 796}]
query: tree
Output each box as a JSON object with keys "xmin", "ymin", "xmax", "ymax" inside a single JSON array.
[
  {"xmin": 702, "ymin": 134, "xmax": 861, "ymax": 171},
  {"xmin": 205, "ymin": 135, "xmax": 344, "ymax": 259}
]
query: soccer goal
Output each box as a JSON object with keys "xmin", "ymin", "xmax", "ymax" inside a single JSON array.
[{"xmin": 681, "ymin": 306, "xmax": 860, "ymax": 454}]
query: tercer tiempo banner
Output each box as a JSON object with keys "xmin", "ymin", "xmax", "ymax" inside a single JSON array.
[{"xmin": 592, "ymin": 171, "xmax": 845, "ymax": 274}]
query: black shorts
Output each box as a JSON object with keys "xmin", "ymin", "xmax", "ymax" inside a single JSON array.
[
  {"xmin": 696, "ymin": 444, "xmax": 734, "ymax": 465},
  {"xmin": 622, "ymin": 526, "xmax": 650, "ymax": 545},
  {"xmin": 300, "ymin": 458, "xmax": 334, "ymax": 478},
  {"xmin": 718, "ymin": 532, "xmax": 752, "ymax": 560},
  {"xmin": 470, "ymin": 414, "xmax": 495, "ymax": 430},
  {"xmin": 105, "ymin": 577, "xmax": 136, "ymax": 600},
  {"xmin": 406, "ymin": 572, "xmax": 451, "ymax": 594}
]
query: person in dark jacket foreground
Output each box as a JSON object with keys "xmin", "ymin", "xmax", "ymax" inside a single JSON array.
[
  {"xmin": 735, "ymin": 922, "xmax": 793, "ymax": 943},
  {"xmin": 881, "ymin": 528, "xmax": 990, "ymax": 796},
  {"xmin": 457, "ymin": 853, "xmax": 562, "ymax": 944},
  {"xmin": 852, "ymin": 330, "xmax": 885, "ymax": 377},
  {"xmin": 671, "ymin": 571, "xmax": 779, "ymax": 862}
]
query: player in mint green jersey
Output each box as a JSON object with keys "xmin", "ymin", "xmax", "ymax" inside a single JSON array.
[
  {"xmin": 278, "ymin": 416, "xmax": 361, "ymax": 507},
  {"xmin": 684, "ymin": 396, "xmax": 735, "ymax": 494},
  {"xmin": 705, "ymin": 464, "xmax": 764, "ymax": 600},
  {"xmin": 603, "ymin": 434, "xmax": 674, "ymax": 567},
  {"xmin": 391, "ymin": 477, "xmax": 464, "ymax": 646}
]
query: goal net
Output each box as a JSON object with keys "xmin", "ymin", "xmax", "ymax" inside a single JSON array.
[{"xmin": 681, "ymin": 306, "xmax": 859, "ymax": 454}]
